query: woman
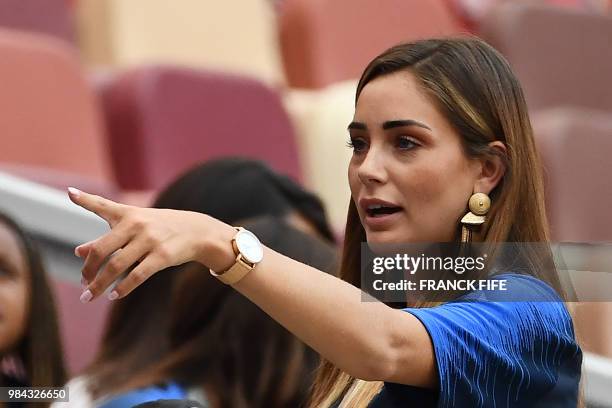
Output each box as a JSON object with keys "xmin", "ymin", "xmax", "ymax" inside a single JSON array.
[
  {"xmin": 97, "ymin": 217, "xmax": 337, "ymax": 407},
  {"xmin": 69, "ymin": 37, "xmax": 582, "ymax": 407},
  {"xmin": 0, "ymin": 212, "xmax": 66, "ymax": 407},
  {"xmin": 62, "ymin": 158, "xmax": 335, "ymax": 407}
]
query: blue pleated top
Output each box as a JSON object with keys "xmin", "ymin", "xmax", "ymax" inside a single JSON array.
[{"xmin": 366, "ymin": 273, "xmax": 582, "ymax": 407}]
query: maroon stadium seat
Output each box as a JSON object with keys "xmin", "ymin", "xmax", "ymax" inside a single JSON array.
[
  {"xmin": 0, "ymin": 0, "xmax": 74, "ymax": 43},
  {"xmin": 0, "ymin": 28, "xmax": 117, "ymax": 196},
  {"xmin": 278, "ymin": 0, "xmax": 464, "ymax": 88},
  {"xmin": 481, "ymin": 2, "xmax": 612, "ymax": 112},
  {"xmin": 99, "ymin": 66, "xmax": 302, "ymax": 191},
  {"xmin": 534, "ymin": 108, "xmax": 612, "ymax": 242}
]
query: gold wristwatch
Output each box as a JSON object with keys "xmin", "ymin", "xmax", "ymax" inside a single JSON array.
[{"xmin": 210, "ymin": 227, "xmax": 264, "ymax": 285}]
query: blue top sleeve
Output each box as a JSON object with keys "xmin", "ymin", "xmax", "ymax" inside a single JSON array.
[{"xmin": 372, "ymin": 274, "xmax": 582, "ymax": 408}]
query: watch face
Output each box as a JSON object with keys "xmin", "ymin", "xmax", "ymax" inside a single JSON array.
[{"xmin": 235, "ymin": 229, "xmax": 264, "ymax": 264}]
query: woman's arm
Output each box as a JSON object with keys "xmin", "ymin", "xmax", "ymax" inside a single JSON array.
[
  {"xmin": 68, "ymin": 188, "xmax": 436, "ymax": 388},
  {"xmin": 233, "ymin": 247, "xmax": 436, "ymax": 387}
]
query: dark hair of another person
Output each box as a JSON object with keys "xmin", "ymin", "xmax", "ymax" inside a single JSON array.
[
  {"xmin": 0, "ymin": 212, "xmax": 66, "ymax": 392},
  {"xmin": 154, "ymin": 157, "xmax": 335, "ymax": 242},
  {"xmin": 114, "ymin": 216, "xmax": 338, "ymax": 408},
  {"xmin": 85, "ymin": 158, "xmax": 335, "ymax": 400}
]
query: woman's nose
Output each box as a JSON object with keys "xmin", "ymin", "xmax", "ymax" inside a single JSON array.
[{"xmin": 357, "ymin": 147, "xmax": 388, "ymax": 186}]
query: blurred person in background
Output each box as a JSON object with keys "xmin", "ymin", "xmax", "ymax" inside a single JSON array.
[
  {"xmin": 69, "ymin": 37, "xmax": 582, "ymax": 407},
  {"xmin": 0, "ymin": 212, "xmax": 66, "ymax": 407},
  {"xmin": 56, "ymin": 158, "xmax": 335, "ymax": 407},
  {"xmin": 97, "ymin": 216, "xmax": 337, "ymax": 408}
]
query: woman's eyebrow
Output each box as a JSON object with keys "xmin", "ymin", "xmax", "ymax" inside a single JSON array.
[
  {"xmin": 382, "ymin": 119, "xmax": 431, "ymax": 131},
  {"xmin": 347, "ymin": 121, "xmax": 367, "ymax": 131},
  {"xmin": 347, "ymin": 120, "xmax": 432, "ymax": 131}
]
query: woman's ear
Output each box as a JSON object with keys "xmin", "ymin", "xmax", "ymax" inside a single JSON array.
[{"xmin": 473, "ymin": 141, "xmax": 507, "ymax": 195}]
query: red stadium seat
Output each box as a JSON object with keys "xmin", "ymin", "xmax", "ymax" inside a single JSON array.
[
  {"xmin": 99, "ymin": 66, "xmax": 302, "ymax": 191},
  {"xmin": 278, "ymin": 0, "xmax": 464, "ymax": 88},
  {"xmin": 534, "ymin": 108, "xmax": 612, "ymax": 242},
  {"xmin": 0, "ymin": 29, "xmax": 117, "ymax": 196},
  {"xmin": 481, "ymin": 2, "xmax": 612, "ymax": 113},
  {"xmin": 0, "ymin": 0, "xmax": 75, "ymax": 43}
]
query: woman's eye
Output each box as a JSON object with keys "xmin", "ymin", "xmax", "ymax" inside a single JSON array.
[
  {"xmin": 0, "ymin": 265, "xmax": 11, "ymax": 278},
  {"xmin": 397, "ymin": 136, "xmax": 419, "ymax": 150},
  {"xmin": 347, "ymin": 138, "xmax": 367, "ymax": 153}
]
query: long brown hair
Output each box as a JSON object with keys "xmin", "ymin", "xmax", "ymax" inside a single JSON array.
[
  {"xmin": 308, "ymin": 36, "xmax": 570, "ymax": 407},
  {"xmin": 0, "ymin": 212, "xmax": 67, "ymax": 404}
]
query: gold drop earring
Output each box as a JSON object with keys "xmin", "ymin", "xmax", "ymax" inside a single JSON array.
[{"xmin": 460, "ymin": 192, "xmax": 491, "ymax": 243}]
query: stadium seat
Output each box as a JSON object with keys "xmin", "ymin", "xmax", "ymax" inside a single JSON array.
[
  {"xmin": 75, "ymin": 0, "xmax": 284, "ymax": 85},
  {"xmin": 533, "ymin": 107, "xmax": 612, "ymax": 358},
  {"xmin": 534, "ymin": 108, "xmax": 612, "ymax": 242},
  {"xmin": 0, "ymin": 29, "xmax": 116, "ymax": 196},
  {"xmin": 480, "ymin": 2, "xmax": 612, "ymax": 112},
  {"xmin": 445, "ymin": 0, "xmax": 597, "ymax": 31},
  {"xmin": 284, "ymin": 80, "xmax": 357, "ymax": 230},
  {"xmin": 99, "ymin": 66, "xmax": 302, "ymax": 191},
  {"xmin": 278, "ymin": 0, "xmax": 464, "ymax": 88},
  {"xmin": 0, "ymin": 0, "xmax": 75, "ymax": 43}
]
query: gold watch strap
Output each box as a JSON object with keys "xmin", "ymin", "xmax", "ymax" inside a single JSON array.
[{"xmin": 210, "ymin": 254, "xmax": 254, "ymax": 285}]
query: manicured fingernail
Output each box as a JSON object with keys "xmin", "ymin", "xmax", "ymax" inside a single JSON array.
[
  {"xmin": 75, "ymin": 246, "xmax": 82, "ymax": 257},
  {"xmin": 108, "ymin": 291, "xmax": 119, "ymax": 301},
  {"xmin": 80, "ymin": 289, "xmax": 92, "ymax": 303},
  {"xmin": 68, "ymin": 187, "xmax": 81, "ymax": 197}
]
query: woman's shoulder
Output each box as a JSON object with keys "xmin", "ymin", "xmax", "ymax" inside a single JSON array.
[
  {"xmin": 448, "ymin": 272, "xmax": 574, "ymax": 325},
  {"xmin": 406, "ymin": 272, "xmax": 579, "ymax": 349},
  {"xmin": 399, "ymin": 273, "xmax": 582, "ymax": 407}
]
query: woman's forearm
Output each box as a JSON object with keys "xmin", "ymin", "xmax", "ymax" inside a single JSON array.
[{"xmin": 229, "ymin": 246, "xmax": 430, "ymax": 384}]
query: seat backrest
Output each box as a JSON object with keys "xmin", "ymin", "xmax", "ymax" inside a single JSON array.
[
  {"xmin": 283, "ymin": 80, "xmax": 357, "ymax": 229},
  {"xmin": 481, "ymin": 2, "xmax": 612, "ymax": 112},
  {"xmin": 76, "ymin": 0, "xmax": 284, "ymax": 85},
  {"xmin": 279, "ymin": 0, "xmax": 464, "ymax": 88},
  {"xmin": 0, "ymin": 0, "xmax": 75, "ymax": 43},
  {"xmin": 533, "ymin": 107, "xmax": 612, "ymax": 242},
  {"xmin": 100, "ymin": 66, "xmax": 302, "ymax": 191},
  {"xmin": 0, "ymin": 29, "xmax": 114, "ymax": 186}
]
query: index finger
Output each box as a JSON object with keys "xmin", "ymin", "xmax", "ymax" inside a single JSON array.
[{"xmin": 67, "ymin": 187, "xmax": 123, "ymax": 226}]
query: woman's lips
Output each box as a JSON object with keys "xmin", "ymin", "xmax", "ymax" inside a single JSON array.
[{"xmin": 363, "ymin": 209, "xmax": 403, "ymax": 231}]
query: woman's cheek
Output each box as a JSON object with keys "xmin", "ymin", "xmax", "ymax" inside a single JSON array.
[
  {"xmin": 401, "ymin": 166, "xmax": 461, "ymax": 242},
  {"xmin": 402, "ymin": 166, "xmax": 445, "ymax": 207},
  {"xmin": 0, "ymin": 286, "xmax": 28, "ymax": 353}
]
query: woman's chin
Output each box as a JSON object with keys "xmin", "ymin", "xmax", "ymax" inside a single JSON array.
[{"xmin": 365, "ymin": 229, "xmax": 413, "ymax": 245}]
